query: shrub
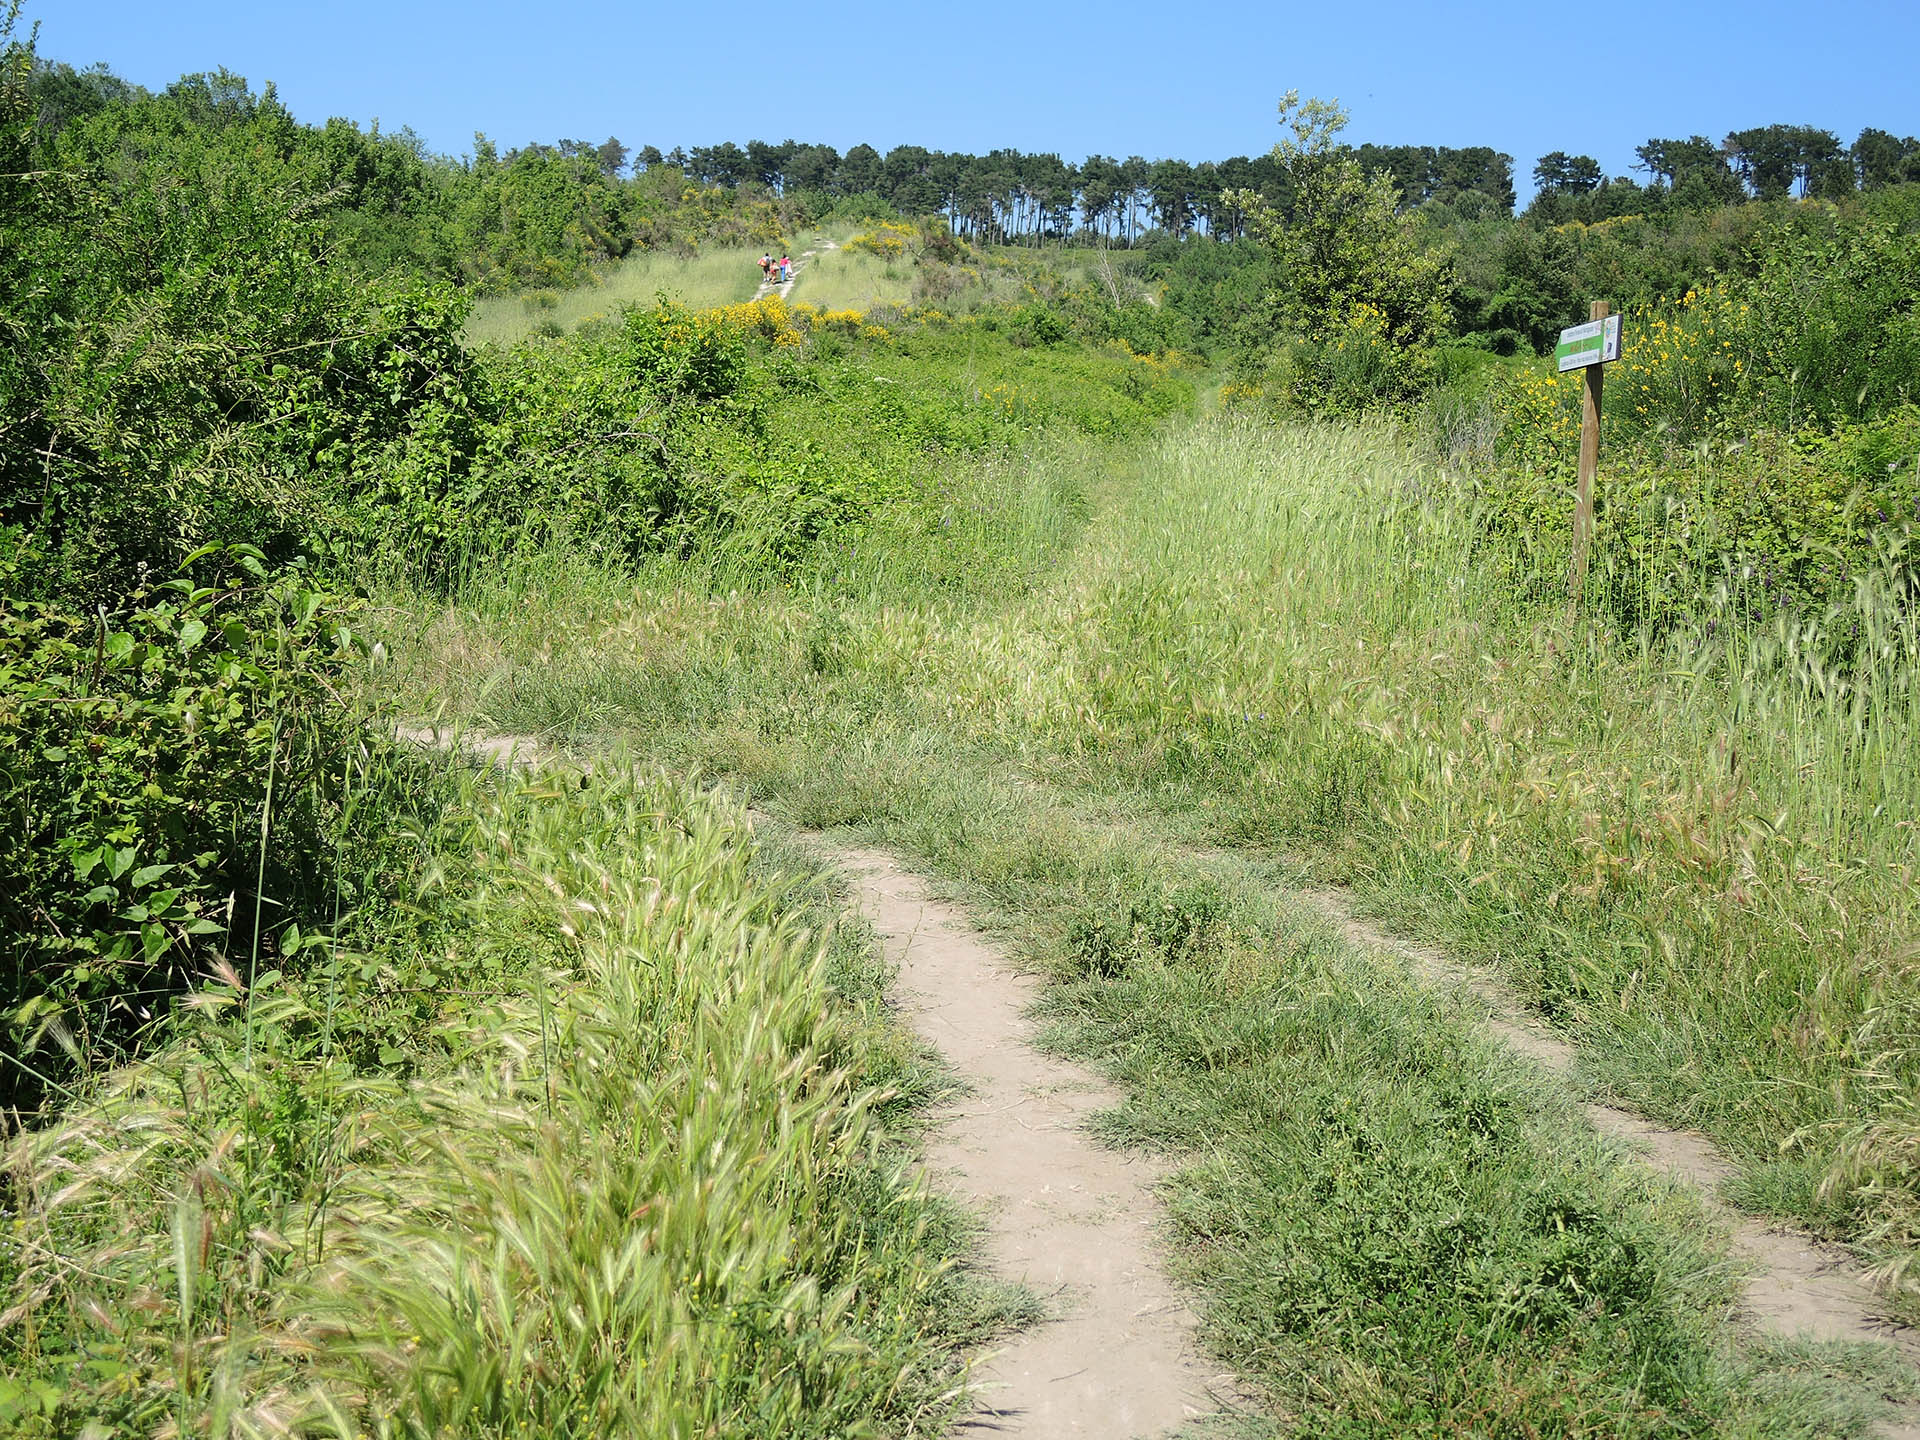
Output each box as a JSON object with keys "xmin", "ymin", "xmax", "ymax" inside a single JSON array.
[
  {"xmin": 619, "ymin": 297, "xmax": 752, "ymax": 399},
  {"xmin": 845, "ymin": 220, "xmax": 917, "ymax": 259},
  {"xmin": 1471, "ymin": 404, "xmax": 1920, "ymax": 628},
  {"xmin": 0, "ymin": 540, "xmax": 374, "ymax": 1107},
  {"xmin": 1739, "ymin": 216, "xmax": 1920, "ymax": 427},
  {"xmin": 1267, "ymin": 300, "xmax": 1440, "ymax": 413}
]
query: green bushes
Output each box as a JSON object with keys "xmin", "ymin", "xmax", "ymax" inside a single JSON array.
[
  {"xmin": 1739, "ymin": 216, "xmax": 1920, "ymax": 427},
  {"xmin": 1467, "ymin": 408, "xmax": 1920, "ymax": 628},
  {"xmin": 1434, "ymin": 197, "xmax": 1920, "ymax": 635},
  {"xmin": 0, "ymin": 539, "xmax": 394, "ymax": 1108},
  {"xmin": 1, "ymin": 76, "xmax": 486, "ymax": 603}
]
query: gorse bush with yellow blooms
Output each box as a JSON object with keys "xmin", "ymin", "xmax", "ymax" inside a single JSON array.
[{"xmin": 845, "ymin": 220, "xmax": 918, "ymax": 258}]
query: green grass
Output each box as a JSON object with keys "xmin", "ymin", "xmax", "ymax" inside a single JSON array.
[
  {"xmin": 464, "ymin": 245, "xmax": 768, "ymax": 346},
  {"xmin": 0, "ymin": 759, "xmax": 1024, "ymax": 1436},
  {"xmin": 790, "ymin": 231, "xmax": 1057, "ymax": 316},
  {"xmin": 376, "ymin": 396, "xmax": 1920, "ymax": 1433},
  {"xmin": 790, "ymin": 244, "xmax": 916, "ymax": 312},
  {"xmin": 25, "ymin": 309, "xmax": 1916, "ymax": 1433}
]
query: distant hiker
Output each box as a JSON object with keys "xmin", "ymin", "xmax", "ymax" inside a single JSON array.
[
  {"xmin": 780, "ymin": 255, "xmax": 793, "ymax": 282},
  {"xmin": 759, "ymin": 253, "xmax": 773, "ymax": 281}
]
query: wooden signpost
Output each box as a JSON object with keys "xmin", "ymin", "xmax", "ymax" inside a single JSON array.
[{"xmin": 1557, "ymin": 301, "xmax": 1622, "ymax": 605}]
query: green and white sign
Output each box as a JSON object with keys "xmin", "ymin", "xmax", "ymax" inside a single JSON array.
[{"xmin": 1555, "ymin": 314, "xmax": 1622, "ymax": 372}]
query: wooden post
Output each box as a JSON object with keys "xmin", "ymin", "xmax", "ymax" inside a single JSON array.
[{"xmin": 1568, "ymin": 299, "xmax": 1608, "ymax": 605}]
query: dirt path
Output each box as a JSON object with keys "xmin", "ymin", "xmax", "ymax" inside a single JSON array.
[
  {"xmin": 398, "ymin": 725, "xmax": 1917, "ymax": 1429},
  {"xmin": 753, "ymin": 238, "xmax": 835, "ymax": 301},
  {"xmin": 823, "ymin": 842, "xmax": 1231, "ymax": 1436},
  {"xmin": 395, "ymin": 726, "xmax": 1231, "ymax": 1431},
  {"xmin": 1301, "ymin": 884, "xmax": 1920, "ymax": 1430}
]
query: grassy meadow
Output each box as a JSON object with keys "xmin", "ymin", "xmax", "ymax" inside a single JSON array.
[
  {"xmin": 15, "ymin": 35, "xmax": 1920, "ymax": 1431},
  {"xmin": 790, "ymin": 245, "xmax": 916, "ymax": 312},
  {"xmin": 463, "ymin": 244, "xmax": 769, "ymax": 346},
  {"xmin": 375, "ymin": 388, "xmax": 1920, "ymax": 1434}
]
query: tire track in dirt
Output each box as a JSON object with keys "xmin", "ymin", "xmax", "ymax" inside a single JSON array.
[
  {"xmin": 395, "ymin": 727, "xmax": 1235, "ymax": 1434},
  {"xmin": 399, "ymin": 725, "xmax": 1919, "ymax": 1430},
  {"xmin": 1299, "ymin": 884, "xmax": 1920, "ymax": 1435},
  {"xmin": 821, "ymin": 842, "xmax": 1236, "ymax": 1437}
]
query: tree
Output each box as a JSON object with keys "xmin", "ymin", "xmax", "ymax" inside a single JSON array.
[
  {"xmin": 1853, "ymin": 127, "xmax": 1920, "ymax": 189},
  {"xmin": 883, "ymin": 144, "xmax": 942, "ymax": 214},
  {"xmin": 1533, "ymin": 151, "xmax": 1603, "ymax": 195},
  {"xmin": 746, "ymin": 138, "xmax": 794, "ymax": 190},
  {"xmin": 785, "ymin": 142, "xmax": 838, "ymax": 193},
  {"xmin": 1149, "ymin": 157, "xmax": 1195, "ymax": 236},
  {"xmin": 688, "ymin": 140, "xmax": 748, "ymax": 187},
  {"xmin": 1355, "ymin": 144, "xmax": 1432, "ymax": 207},
  {"xmin": 28, "ymin": 58, "xmax": 142, "ymax": 135},
  {"xmin": 1721, "ymin": 125, "xmax": 1846, "ymax": 199},
  {"xmin": 838, "ymin": 142, "xmax": 882, "ymax": 196},
  {"xmin": 1634, "ymin": 135, "xmax": 1741, "ymax": 206},
  {"xmin": 1079, "ymin": 153, "xmax": 1120, "ymax": 238},
  {"xmin": 1431, "ymin": 146, "xmax": 1514, "ymax": 212},
  {"xmin": 1234, "ymin": 92, "xmax": 1452, "ymax": 349},
  {"xmin": 1119, "ymin": 156, "xmax": 1149, "ymax": 242},
  {"xmin": 1190, "ymin": 161, "xmax": 1222, "ymax": 235},
  {"xmin": 1723, "ymin": 125, "xmax": 1800, "ymax": 199},
  {"xmin": 162, "ymin": 67, "xmax": 262, "ymax": 129},
  {"xmin": 595, "ymin": 135, "xmax": 628, "ymax": 177}
]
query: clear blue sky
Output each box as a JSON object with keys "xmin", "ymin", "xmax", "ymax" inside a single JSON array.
[{"xmin": 30, "ymin": 0, "xmax": 1920, "ymax": 194}]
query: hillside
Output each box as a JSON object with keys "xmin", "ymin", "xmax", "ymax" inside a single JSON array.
[{"xmin": 8, "ymin": 11, "xmax": 1920, "ymax": 1437}]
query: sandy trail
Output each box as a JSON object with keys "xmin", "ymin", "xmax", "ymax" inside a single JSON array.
[
  {"xmin": 823, "ymin": 842, "xmax": 1230, "ymax": 1437},
  {"xmin": 395, "ymin": 726, "xmax": 1229, "ymax": 1432}
]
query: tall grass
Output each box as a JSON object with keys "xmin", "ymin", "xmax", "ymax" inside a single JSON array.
[
  {"xmin": 1014, "ymin": 419, "xmax": 1920, "ymax": 1211},
  {"xmin": 1, "ymin": 763, "xmax": 1011, "ymax": 1435},
  {"xmin": 464, "ymin": 246, "xmax": 767, "ymax": 346},
  {"xmin": 391, "ymin": 421, "xmax": 1920, "ymax": 1237},
  {"xmin": 865, "ymin": 417, "xmax": 1920, "ymax": 1258},
  {"xmin": 378, "ymin": 415, "xmax": 1920, "ymax": 1431},
  {"xmin": 790, "ymin": 246, "xmax": 915, "ymax": 312}
]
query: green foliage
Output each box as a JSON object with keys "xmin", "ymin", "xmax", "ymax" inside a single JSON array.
[
  {"xmin": 1232, "ymin": 93, "xmax": 1455, "ymax": 410},
  {"xmin": 3, "ymin": 50, "xmax": 1194, "ymax": 1092},
  {"xmin": 0, "ymin": 540, "xmax": 384, "ymax": 1107},
  {"xmin": 1471, "ymin": 409, "xmax": 1920, "ymax": 629},
  {"xmin": 1135, "ymin": 233, "xmax": 1285, "ymax": 357},
  {"xmin": 1738, "ymin": 215, "xmax": 1920, "ymax": 427},
  {"xmin": 386, "ymin": 419, "xmax": 1920, "ymax": 1430},
  {"xmin": 2, "ymin": 65, "xmax": 487, "ymax": 600}
]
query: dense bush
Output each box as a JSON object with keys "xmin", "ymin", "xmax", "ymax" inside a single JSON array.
[
  {"xmin": 1412, "ymin": 196, "xmax": 1920, "ymax": 633},
  {"xmin": 0, "ymin": 540, "xmax": 383, "ymax": 1108},
  {"xmin": 1468, "ymin": 407, "xmax": 1920, "ymax": 627},
  {"xmin": 1, "ymin": 3, "xmax": 1196, "ymax": 1100}
]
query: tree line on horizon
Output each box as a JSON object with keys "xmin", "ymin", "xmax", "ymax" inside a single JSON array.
[
  {"xmin": 623, "ymin": 122, "xmax": 1920, "ymax": 239},
  {"xmin": 30, "ymin": 52, "xmax": 1920, "ymax": 253}
]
